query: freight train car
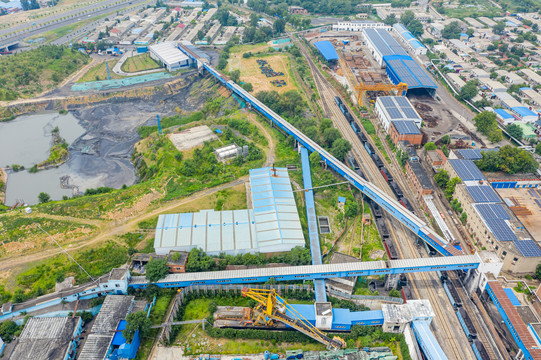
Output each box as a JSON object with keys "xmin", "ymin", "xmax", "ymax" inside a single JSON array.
[
  {"xmin": 348, "ymin": 156, "xmax": 360, "ymax": 170},
  {"xmin": 383, "ymin": 239, "xmax": 398, "ymax": 260},
  {"xmin": 345, "ymin": 111, "xmax": 354, "ymax": 124},
  {"xmin": 357, "ymin": 130, "xmax": 368, "ymax": 144},
  {"xmin": 372, "ymin": 153, "xmax": 384, "ymax": 168},
  {"xmin": 355, "ymin": 168, "xmax": 365, "ymax": 179},
  {"xmin": 443, "ymin": 280, "xmax": 462, "ymax": 309},
  {"xmin": 389, "ymin": 181, "xmax": 403, "ymax": 199},
  {"xmin": 437, "ymin": 270, "xmax": 449, "ymax": 283},
  {"xmin": 375, "ymin": 218, "xmax": 390, "ymax": 239},
  {"xmin": 400, "ymin": 197, "xmax": 414, "ymax": 213},
  {"xmin": 335, "ymin": 96, "xmax": 343, "ymax": 107},
  {"xmin": 401, "ymin": 286, "xmax": 412, "ymax": 303},
  {"xmin": 380, "ymin": 167, "xmax": 393, "ymax": 183},
  {"xmin": 365, "ymin": 142, "xmax": 375, "ymax": 155},
  {"xmin": 471, "ymin": 340, "xmax": 490, "ymax": 360},
  {"xmin": 372, "ymin": 203, "xmax": 383, "ymax": 218},
  {"xmin": 351, "ymin": 121, "xmax": 360, "ymax": 133},
  {"xmin": 457, "ymin": 308, "xmax": 477, "ymax": 341}
]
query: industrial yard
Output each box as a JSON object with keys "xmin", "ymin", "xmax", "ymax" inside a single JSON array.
[{"xmin": 1, "ymin": 0, "xmax": 541, "ymax": 360}]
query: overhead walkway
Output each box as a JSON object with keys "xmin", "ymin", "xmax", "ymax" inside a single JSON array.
[
  {"xmin": 486, "ymin": 281, "xmax": 541, "ymax": 360},
  {"xmin": 411, "ymin": 321, "xmax": 448, "ymax": 360},
  {"xmin": 129, "ymin": 255, "xmax": 482, "ymax": 289},
  {"xmin": 200, "ymin": 62, "xmax": 461, "ymax": 257},
  {"xmin": 300, "ymin": 146, "xmax": 326, "ymax": 302}
]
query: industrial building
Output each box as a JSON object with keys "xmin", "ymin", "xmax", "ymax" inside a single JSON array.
[
  {"xmin": 154, "ymin": 167, "xmax": 305, "ymax": 256},
  {"xmin": 214, "ymin": 144, "xmax": 247, "ymax": 163},
  {"xmin": 78, "ymin": 295, "xmax": 136, "ymax": 360},
  {"xmin": 313, "ymin": 41, "xmax": 339, "ymax": 62},
  {"xmin": 149, "ymin": 41, "xmax": 190, "ymax": 71},
  {"xmin": 332, "ymin": 21, "xmax": 391, "ymax": 32},
  {"xmin": 406, "ymin": 159, "xmax": 434, "ymax": 198},
  {"xmin": 362, "ymin": 28, "xmax": 437, "ymax": 96},
  {"xmin": 388, "ymin": 120, "xmax": 423, "ymax": 146},
  {"xmin": 444, "ymin": 159, "xmax": 486, "ymax": 183},
  {"xmin": 392, "ymin": 23, "xmax": 427, "ymax": 55},
  {"xmin": 451, "ymin": 148, "xmax": 499, "ymax": 161},
  {"xmin": 454, "ymin": 183, "xmax": 541, "ymax": 273},
  {"xmin": 8, "ymin": 317, "xmax": 83, "ymax": 360},
  {"xmin": 375, "ymin": 96, "xmax": 423, "ymax": 131}
]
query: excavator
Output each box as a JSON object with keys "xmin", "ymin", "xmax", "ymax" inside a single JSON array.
[{"xmin": 241, "ymin": 287, "xmax": 346, "ymax": 350}]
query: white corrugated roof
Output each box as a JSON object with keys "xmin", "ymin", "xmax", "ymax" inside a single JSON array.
[{"xmin": 149, "ymin": 41, "xmax": 189, "ymax": 65}]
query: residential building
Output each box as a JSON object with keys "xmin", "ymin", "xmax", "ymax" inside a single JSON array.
[
  {"xmin": 289, "ymin": 6, "xmax": 307, "ymax": 14},
  {"xmin": 406, "ymin": 159, "xmax": 434, "ymax": 197},
  {"xmin": 389, "ymin": 120, "xmax": 423, "ymax": 146},
  {"xmin": 520, "ymin": 68, "xmax": 541, "ymax": 86}
]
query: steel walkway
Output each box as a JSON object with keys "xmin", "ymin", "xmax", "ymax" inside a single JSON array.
[{"xmin": 300, "ymin": 146, "xmax": 326, "ymax": 302}]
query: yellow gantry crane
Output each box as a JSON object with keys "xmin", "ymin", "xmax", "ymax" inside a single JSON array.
[
  {"xmin": 355, "ymin": 82, "xmax": 408, "ymax": 107},
  {"xmin": 241, "ymin": 287, "xmax": 346, "ymax": 350}
]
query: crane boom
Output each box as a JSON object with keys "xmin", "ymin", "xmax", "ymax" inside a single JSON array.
[{"xmin": 242, "ymin": 288, "xmax": 346, "ymax": 350}]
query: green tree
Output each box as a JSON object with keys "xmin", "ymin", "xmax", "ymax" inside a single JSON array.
[
  {"xmin": 459, "ymin": 80, "xmax": 478, "ymax": 101},
  {"xmin": 493, "ymin": 22, "xmax": 506, "ymax": 35},
  {"xmin": 384, "ymin": 14, "xmax": 398, "ymax": 26},
  {"xmin": 0, "ymin": 321, "xmax": 19, "ymax": 342},
  {"xmin": 123, "ymin": 311, "xmax": 151, "ymax": 343},
  {"xmin": 273, "ymin": 18, "xmax": 286, "ymax": 33},
  {"xmin": 229, "ymin": 69, "xmax": 241, "ymax": 83},
  {"xmin": 466, "ymin": 28, "xmax": 475, "ymax": 37},
  {"xmin": 441, "ymin": 134, "xmax": 451, "ymax": 145},
  {"xmin": 444, "ymin": 177, "xmax": 461, "ymax": 199},
  {"xmin": 407, "ymin": 19, "xmax": 424, "ymax": 37},
  {"xmin": 434, "ymin": 169, "xmax": 449, "ymax": 188},
  {"xmin": 331, "ymin": 139, "xmax": 352, "ymax": 160},
  {"xmin": 344, "ymin": 201, "xmax": 358, "ymax": 218},
  {"xmin": 145, "ymin": 258, "xmax": 169, "ymax": 282},
  {"xmin": 487, "ymin": 128, "xmax": 503, "ymax": 143},
  {"xmin": 319, "ymin": 118, "xmax": 333, "ymax": 133},
  {"xmin": 424, "ymin": 142, "xmax": 437, "ymax": 150},
  {"xmin": 536, "ymin": 142, "xmax": 541, "ymax": 156},
  {"xmin": 249, "ymin": 13, "xmax": 259, "ymax": 27},
  {"xmin": 323, "ymin": 127, "xmax": 341, "ymax": 147},
  {"xmin": 460, "ymin": 212, "xmax": 467, "ymax": 224},
  {"xmin": 442, "ymin": 21, "xmax": 461, "ymax": 39},
  {"xmin": 536, "ymin": 263, "xmax": 541, "ymax": 280},
  {"xmin": 506, "ymin": 123, "xmax": 523, "ymax": 139},
  {"xmin": 38, "ymin": 192, "xmax": 51, "ymax": 203},
  {"xmin": 241, "ymin": 82, "xmax": 253, "ymax": 92},
  {"xmin": 309, "ymin": 151, "xmax": 321, "ymax": 168},
  {"xmin": 400, "ymin": 10, "xmax": 415, "ymax": 26},
  {"xmin": 490, "ymin": 71, "xmax": 498, "ymax": 80},
  {"xmin": 389, "ymin": 289, "xmax": 401, "ymax": 297},
  {"xmin": 473, "ymin": 111, "xmax": 498, "ymax": 135}
]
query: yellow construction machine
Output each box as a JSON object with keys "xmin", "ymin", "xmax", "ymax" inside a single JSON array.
[
  {"xmin": 355, "ymin": 82, "xmax": 408, "ymax": 107},
  {"xmin": 242, "ymin": 287, "xmax": 346, "ymax": 350}
]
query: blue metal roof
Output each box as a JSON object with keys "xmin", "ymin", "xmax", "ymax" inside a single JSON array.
[
  {"xmin": 314, "ymin": 41, "xmax": 339, "ymax": 61},
  {"xmin": 364, "ymin": 28, "xmax": 408, "ymax": 57},
  {"xmin": 412, "ymin": 321, "xmax": 447, "ymax": 360},
  {"xmin": 384, "ymin": 55, "xmax": 438, "ymax": 90},
  {"xmin": 504, "ymin": 288, "xmax": 521, "ymax": 306},
  {"xmin": 448, "ymin": 159, "xmax": 486, "ymax": 181},
  {"xmin": 514, "ymin": 239, "xmax": 541, "ymax": 257},
  {"xmin": 403, "ymin": 32, "xmax": 415, "ymax": 41},
  {"xmin": 494, "ymin": 108, "xmax": 514, "ymax": 120},
  {"xmin": 511, "ymin": 106, "xmax": 537, "ymax": 118},
  {"xmin": 392, "ymin": 120, "xmax": 421, "ymax": 135},
  {"xmin": 409, "ymin": 39, "xmax": 425, "ymax": 49},
  {"xmin": 393, "ymin": 23, "xmax": 408, "ymax": 34},
  {"xmin": 285, "ymin": 305, "xmax": 384, "ymax": 330},
  {"xmin": 466, "ymin": 185, "xmax": 500, "ymax": 203}
]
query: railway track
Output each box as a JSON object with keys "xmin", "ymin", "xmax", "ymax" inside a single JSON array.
[{"xmin": 297, "ymin": 40, "xmax": 474, "ymax": 359}]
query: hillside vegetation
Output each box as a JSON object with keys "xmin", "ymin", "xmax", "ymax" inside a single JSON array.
[{"xmin": 0, "ymin": 45, "xmax": 90, "ymax": 100}]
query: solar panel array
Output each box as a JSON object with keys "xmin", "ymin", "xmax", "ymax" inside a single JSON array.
[
  {"xmin": 476, "ymin": 203, "xmax": 510, "ymax": 220},
  {"xmin": 467, "ymin": 186, "xmax": 501, "ymax": 203},
  {"xmin": 513, "ymin": 239, "xmax": 541, "ymax": 257},
  {"xmin": 392, "ymin": 120, "xmax": 421, "ymax": 135},
  {"xmin": 378, "ymin": 96, "xmax": 422, "ymax": 122},
  {"xmin": 457, "ymin": 148, "xmax": 498, "ymax": 160},
  {"xmin": 449, "ymin": 159, "xmax": 486, "ymax": 181},
  {"xmin": 384, "ymin": 57, "xmax": 438, "ymax": 89},
  {"xmin": 486, "ymin": 219, "xmax": 518, "ymax": 242}
]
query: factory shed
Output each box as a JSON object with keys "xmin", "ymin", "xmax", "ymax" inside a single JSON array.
[
  {"xmin": 383, "ymin": 55, "xmax": 438, "ymax": 96},
  {"xmin": 454, "ymin": 148, "xmax": 498, "ymax": 160},
  {"xmin": 511, "ymin": 106, "xmax": 538, "ymax": 123},
  {"xmin": 8, "ymin": 317, "xmax": 83, "ymax": 360},
  {"xmin": 375, "ymin": 96, "xmax": 423, "ymax": 131},
  {"xmin": 149, "ymin": 41, "xmax": 190, "ymax": 71},
  {"xmin": 285, "ymin": 304, "xmax": 384, "ymax": 331},
  {"xmin": 313, "ymin": 41, "xmax": 339, "ymax": 61},
  {"xmin": 493, "ymin": 108, "xmax": 515, "ymax": 125},
  {"xmin": 154, "ymin": 167, "xmax": 305, "ymax": 256},
  {"xmin": 78, "ymin": 295, "xmax": 135, "ymax": 360},
  {"xmin": 445, "ymin": 159, "xmax": 486, "ymax": 183}
]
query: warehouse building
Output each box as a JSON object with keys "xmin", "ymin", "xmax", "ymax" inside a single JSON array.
[
  {"xmin": 392, "ymin": 23, "xmax": 427, "ymax": 55},
  {"xmin": 154, "ymin": 167, "xmax": 305, "ymax": 256},
  {"xmin": 149, "ymin": 41, "xmax": 190, "ymax": 71},
  {"xmin": 313, "ymin": 41, "xmax": 339, "ymax": 62},
  {"xmin": 444, "ymin": 159, "xmax": 486, "ymax": 184},
  {"xmin": 78, "ymin": 295, "xmax": 136, "ymax": 360},
  {"xmin": 454, "ymin": 183, "xmax": 541, "ymax": 273},
  {"xmin": 8, "ymin": 317, "xmax": 83, "ymax": 360},
  {"xmin": 375, "ymin": 96, "xmax": 423, "ymax": 131},
  {"xmin": 406, "ymin": 159, "xmax": 434, "ymax": 198},
  {"xmin": 451, "ymin": 148, "xmax": 498, "ymax": 161},
  {"xmin": 389, "ymin": 120, "xmax": 423, "ymax": 146}
]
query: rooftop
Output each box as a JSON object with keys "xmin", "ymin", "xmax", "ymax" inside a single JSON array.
[
  {"xmin": 383, "ymin": 55, "xmax": 438, "ymax": 89},
  {"xmin": 377, "ymin": 96, "xmax": 422, "ymax": 122},
  {"xmin": 364, "ymin": 28, "xmax": 408, "ymax": 57},
  {"xmin": 448, "ymin": 159, "xmax": 486, "ymax": 181},
  {"xmin": 392, "ymin": 120, "xmax": 421, "ymax": 135},
  {"xmin": 89, "ymin": 295, "xmax": 134, "ymax": 334},
  {"xmin": 313, "ymin": 41, "xmax": 339, "ymax": 61},
  {"xmin": 466, "ymin": 185, "xmax": 501, "ymax": 203},
  {"xmin": 149, "ymin": 41, "xmax": 189, "ymax": 65},
  {"xmin": 9, "ymin": 317, "xmax": 81, "ymax": 360},
  {"xmin": 408, "ymin": 160, "xmax": 434, "ymax": 190}
]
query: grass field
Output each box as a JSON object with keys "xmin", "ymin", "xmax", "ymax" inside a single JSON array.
[
  {"xmin": 227, "ymin": 43, "xmax": 298, "ymax": 94},
  {"xmin": 77, "ymin": 60, "xmax": 122, "ymax": 82},
  {"xmin": 121, "ymin": 53, "xmax": 161, "ymax": 73}
]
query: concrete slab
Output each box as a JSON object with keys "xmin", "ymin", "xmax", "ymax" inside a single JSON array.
[{"xmin": 168, "ymin": 125, "xmax": 218, "ymax": 151}]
